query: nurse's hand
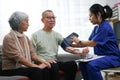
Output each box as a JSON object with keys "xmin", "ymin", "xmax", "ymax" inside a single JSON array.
[{"xmin": 71, "ymin": 36, "xmax": 80, "ymax": 44}]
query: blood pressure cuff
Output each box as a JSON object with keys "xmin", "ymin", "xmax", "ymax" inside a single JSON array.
[{"xmin": 61, "ymin": 32, "xmax": 79, "ymax": 50}]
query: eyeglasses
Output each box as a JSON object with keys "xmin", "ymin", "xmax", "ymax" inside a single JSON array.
[{"xmin": 44, "ymin": 16, "xmax": 56, "ymax": 20}]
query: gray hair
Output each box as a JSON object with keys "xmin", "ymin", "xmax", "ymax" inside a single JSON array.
[
  {"xmin": 8, "ymin": 11, "xmax": 28, "ymax": 31},
  {"xmin": 42, "ymin": 10, "xmax": 53, "ymax": 18}
]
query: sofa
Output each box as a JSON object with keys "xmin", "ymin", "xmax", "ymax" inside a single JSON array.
[{"xmin": 0, "ymin": 45, "xmax": 82, "ymax": 80}]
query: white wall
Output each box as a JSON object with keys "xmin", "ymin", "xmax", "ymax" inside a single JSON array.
[
  {"xmin": 1, "ymin": 0, "xmax": 119, "ymax": 54},
  {"xmin": 0, "ymin": 0, "xmax": 107, "ymax": 45},
  {"xmin": 106, "ymin": 0, "xmax": 120, "ymax": 7}
]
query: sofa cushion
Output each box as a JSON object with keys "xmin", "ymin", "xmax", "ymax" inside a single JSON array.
[
  {"xmin": 0, "ymin": 55, "xmax": 1, "ymax": 69},
  {"xmin": 0, "ymin": 76, "xmax": 30, "ymax": 80}
]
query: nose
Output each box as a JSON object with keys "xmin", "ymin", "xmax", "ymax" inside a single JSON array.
[
  {"xmin": 27, "ymin": 23, "xmax": 29, "ymax": 27},
  {"xmin": 89, "ymin": 17, "xmax": 91, "ymax": 20},
  {"xmin": 51, "ymin": 18, "xmax": 55, "ymax": 20}
]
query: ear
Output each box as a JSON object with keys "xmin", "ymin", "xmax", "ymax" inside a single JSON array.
[
  {"xmin": 97, "ymin": 12, "xmax": 101, "ymax": 18},
  {"xmin": 97, "ymin": 12, "xmax": 102, "ymax": 21}
]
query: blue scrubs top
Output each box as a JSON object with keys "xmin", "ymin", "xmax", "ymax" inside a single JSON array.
[{"xmin": 89, "ymin": 20, "xmax": 120, "ymax": 57}]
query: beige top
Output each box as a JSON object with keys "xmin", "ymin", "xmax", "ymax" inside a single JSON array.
[{"xmin": 2, "ymin": 32, "xmax": 36, "ymax": 70}]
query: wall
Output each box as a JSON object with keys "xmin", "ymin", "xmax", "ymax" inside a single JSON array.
[
  {"xmin": 0, "ymin": 0, "xmax": 106, "ymax": 46},
  {"xmin": 106, "ymin": 0, "xmax": 120, "ymax": 7},
  {"xmin": 1, "ymin": 0, "xmax": 119, "ymax": 54}
]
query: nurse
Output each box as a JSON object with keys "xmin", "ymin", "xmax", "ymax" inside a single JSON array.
[{"xmin": 71, "ymin": 3, "xmax": 120, "ymax": 80}]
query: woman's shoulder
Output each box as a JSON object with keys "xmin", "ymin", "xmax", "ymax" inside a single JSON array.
[
  {"xmin": 3, "ymin": 32, "xmax": 15, "ymax": 45},
  {"xmin": 102, "ymin": 20, "xmax": 111, "ymax": 25},
  {"xmin": 4, "ymin": 32, "xmax": 13, "ymax": 40},
  {"xmin": 101, "ymin": 21, "xmax": 112, "ymax": 28},
  {"xmin": 99, "ymin": 21, "xmax": 113, "ymax": 33}
]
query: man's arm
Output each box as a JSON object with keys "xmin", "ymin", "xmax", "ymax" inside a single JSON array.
[{"xmin": 65, "ymin": 46, "xmax": 89, "ymax": 55}]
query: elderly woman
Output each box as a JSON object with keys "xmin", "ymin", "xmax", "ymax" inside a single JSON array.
[{"xmin": 0, "ymin": 11, "xmax": 59, "ymax": 80}]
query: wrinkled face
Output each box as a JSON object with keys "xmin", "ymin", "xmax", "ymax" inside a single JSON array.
[
  {"xmin": 42, "ymin": 12, "xmax": 56, "ymax": 29},
  {"xmin": 18, "ymin": 18, "xmax": 29, "ymax": 33}
]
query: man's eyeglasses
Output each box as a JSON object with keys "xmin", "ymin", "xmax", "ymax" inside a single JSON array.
[{"xmin": 44, "ymin": 16, "xmax": 56, "ymax": 20}]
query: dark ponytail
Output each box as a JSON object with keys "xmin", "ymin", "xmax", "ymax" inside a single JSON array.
[
  {"xmin": 89, "ymin": 4, "xmax": 112, "ymax": 21},
  {"xmin": 103, "ymin": 5, "xmax": 112, "ymax": 19}
]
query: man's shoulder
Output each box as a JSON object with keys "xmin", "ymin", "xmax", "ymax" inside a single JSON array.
[{"xmin": 52, "ymin": 30, "xmax": 62, "ymax": 36}]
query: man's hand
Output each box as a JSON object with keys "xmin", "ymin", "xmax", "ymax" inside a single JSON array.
[
  {"xmin": 72, "ymin": 49, "xmax": 82, "ymax": 54},
  {"xmin": 72, "ymin": 47, "xmax": 89, "ymax": 55},
  {"xmin": 81, "ymin": 47, "xmax": 89, "ymax": 55},
  {"xmin": 47, "ymin": 60, "xmax": 57, "ymax": 64}
]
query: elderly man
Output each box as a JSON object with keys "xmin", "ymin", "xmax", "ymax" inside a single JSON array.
[{"xmin": 31, "ymin": 10, "xmax": 89, "ymax": 80}]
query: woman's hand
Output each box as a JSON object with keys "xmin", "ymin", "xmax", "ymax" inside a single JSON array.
[
  {"xmin": 38, "ymin": 63, "xmax": 48, "ymax": 69},
  {"xmin": 42, "ymin": 61, "xmax": 51, "ymax": 68},
  {"xmin": 71, "ymin": 36, "xmax": 80, "ymax": 43},
  {"xmin": 47, "ymin": 60, "xmax": 57, "ymax": 64},
  {"xmin": 33, "ymin": 61, "xmax": 51, "ymax": 69}
]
